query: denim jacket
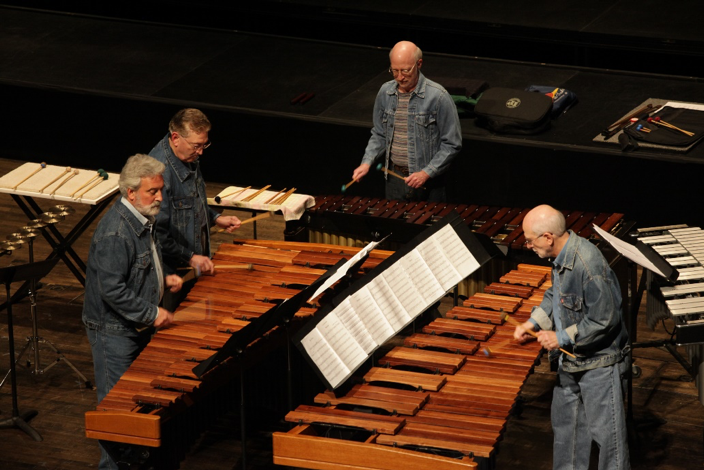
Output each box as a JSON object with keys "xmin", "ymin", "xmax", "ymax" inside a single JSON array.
[
  {"xmin": 150, "ymin": 134, "xmax": 221, "ymax": 271},
  {"xmin": 530, "ymin": 231, "xmax": 629, "ymax": 372},
  {"xmin": 361, "ymin": 73, "xmax": 462, "ymax": 178},
  {"xmin": 82, "ymin": 198, "xmax": 161, "ymax": 336}
]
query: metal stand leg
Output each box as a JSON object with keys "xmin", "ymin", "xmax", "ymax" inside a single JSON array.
[{"xmin": 0, "ymin": 275, "xmax": 92, "ymax": 390}]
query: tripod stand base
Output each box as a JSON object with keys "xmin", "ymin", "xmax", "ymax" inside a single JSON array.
[{"xmin": 0, "ymin": 409, "xmax": 43, "ymax": 441}]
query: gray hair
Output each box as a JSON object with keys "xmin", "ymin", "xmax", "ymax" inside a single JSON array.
[
  {"xmin": 389, "ymin": 42, "xmax": 423, "ymax": 62},
  {"xmin": 531, "ymin": 206, "xmax": 567, "ymax": 237},
  {"xmin": 168, "ymin": 108, "xmax": 211, "ymax": 137},
  {"xmin": 118, "ymin": 154, "xmax": 165, "ymax": 198}
]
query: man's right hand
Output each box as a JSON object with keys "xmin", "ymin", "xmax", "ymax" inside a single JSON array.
[
  {"xmin": 189, "ymin": 254, "xmax": 214, "ymax": 276},
  {"xmin": 154, "ymin": 307, "xmax": 175, "ymax": 328},
  {"xmin": 352, "ymin": 163, "xmax": 371, "ymax": 182}
]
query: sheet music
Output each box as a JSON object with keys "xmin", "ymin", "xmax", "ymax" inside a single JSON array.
[
  {"xmin": 299, "ymin": 220, "xmax": 486, "ymax": 389},
  {"xmin": 348, "ymin": 285, "xmax": 396, "ymax": 346},
  {"xmin": 593, "ymin": 225, "xmax": 669, "ymax": 277},
  {"xmin": 307, "ymin": 237, "xmax": 388, "ymax": 302}
]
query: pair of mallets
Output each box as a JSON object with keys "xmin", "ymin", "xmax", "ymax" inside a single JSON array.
[
  {"xmin": 342, "ymin": 163, "xmax": 415, "ymax": 193},
  {"xmin": 483, "ymin": 313, "xmax": 576, "ymax": 358}
]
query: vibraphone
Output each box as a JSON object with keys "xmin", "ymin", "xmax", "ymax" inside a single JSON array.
[
  {"xmin": 636, "ymin": 224, "xmax": 704, "ymax": 405},
  {"xmin": 84, "ymin": 239, "xmax": 393, "ymax": 469},
  {"xmin": 300, "ymin": 196, "xmax": 628, "ymax": 296},
  {"xmin": 273, "ymin": 263, "xmax": 551, "ymax": 470}
]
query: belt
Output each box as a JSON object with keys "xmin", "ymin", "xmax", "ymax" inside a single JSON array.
[{"xmin": 391, "ymin": 163, "xmax": 409, "ymax": 176}]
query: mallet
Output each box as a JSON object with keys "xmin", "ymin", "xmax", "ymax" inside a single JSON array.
[
  {"xmin": 502, "ymin": 313, "xmax": 576, "ymax": 358},
  {"xmin": 13, "ymin": 162, "xmax": 47, "ymax": 190}
]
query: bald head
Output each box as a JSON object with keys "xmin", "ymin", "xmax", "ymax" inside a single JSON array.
[
  {"xmin": 389, "ymin": 41, "xmax": 423, "ymax": 93},
  {"xmin": 524, "ymin": 205, "xmax": 566, "ymax": 237},
  {"xmin": 523, "ymin": 205, "xmax": 569, "ymax": 258},
  {"xmin": 389, "ymin": 41, "xmax": 423, "ymax": 62}
]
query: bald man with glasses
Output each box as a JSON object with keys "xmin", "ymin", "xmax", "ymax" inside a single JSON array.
[{"xmin": 352, "ymin": 41, "xmax": 462, "ymax": 202}]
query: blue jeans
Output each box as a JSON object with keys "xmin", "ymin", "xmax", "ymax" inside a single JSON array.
[
  {"xmin": 552, "ymin": 362, "xmax": 630, "ymax": 470},
  {"xmin": 87, "ymin": 328, "xmax": 151, "ymax": 470}
]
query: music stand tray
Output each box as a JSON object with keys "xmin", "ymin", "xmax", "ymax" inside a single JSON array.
[{"xmin": 0, "ymin": 258, "xmax": 59, "ymax": 441}]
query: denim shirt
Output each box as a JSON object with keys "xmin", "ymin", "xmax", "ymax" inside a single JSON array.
[
  {"xmin": 150, "ymin": 134, "xmax": 221, "ymax": 271},
  {"xmin": 361, "ymin": 73, "xmax": 462, "ymax": 178},
  {"xmin": 82, "ymin": 197, "xmax": 162, "ymax": 336},
  {"xmin": 529, "ymin": 230, "xmax": 629, "ymax": 372}
]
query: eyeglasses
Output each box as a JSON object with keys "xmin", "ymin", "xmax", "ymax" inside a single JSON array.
[
  {"xmin": 524, "ymin": 233, "xmax": 548, "ymax": 246},
  {"xmin": 177, "ymin": 133, "xmax": 211, "ymax": 152},
  {"xmin": 388, "ymin": 62, "xmax": 418, "ymax": 77}
]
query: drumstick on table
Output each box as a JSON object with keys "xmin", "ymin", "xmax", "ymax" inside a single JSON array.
[
  {"xmin": 40, "ymin": 167, "xmax": 72, "ymax": 193},
  {"xmin": 51, "ymin": 169, "xmax": 79, "ymax": 196},
  {"xmin": 214, "ymin": 186, "xmax": 250, "ymax": 204},
  {"xmin": 272, "ymin": 188, "xmax": 296, "ymax": 205},
  {"xmin": 13, "ymin": 162, "xmax": 47, "ymax": 190},
  {"xmin": 71, "ymin": 169, "xmax": 106, "ymax": 197},
  {"xmin": 502, "ymin": 313, "xmax": 576, "ymax": 358},
  {"xmin": 265, "ymin": 188, "xmax": 286, "ymax": 204},
  {"xmin": 241, "ymin": 185, "xmax": 271, "ymax": 202},
  {"xmin": 75, "ymin": 174, "xmax": 109, "ymax": 199}
]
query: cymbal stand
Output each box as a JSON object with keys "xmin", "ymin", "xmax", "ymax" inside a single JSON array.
[
  {"xmin": 0, "ymin": 224, "xmax": 92, "ymax": 390},
  {"xmin": 0, "ymin": 260, "xmax": 58, "ymax": 441}
]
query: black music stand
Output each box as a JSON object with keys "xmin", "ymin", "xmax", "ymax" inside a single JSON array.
[
  {"xmin": 191, "ymin": 260, "xmax": 344, "ymax": 470},
  {"xmin": 0, "ymin": 258, "xmax": 59, "ymax": 441}
]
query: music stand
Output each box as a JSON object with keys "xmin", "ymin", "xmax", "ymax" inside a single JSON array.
[{"xmin": 0, "ymin": 258, "xmax": 59, "ymax": 441}]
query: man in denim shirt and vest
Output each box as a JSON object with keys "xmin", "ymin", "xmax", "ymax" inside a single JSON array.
[
  {"xmin": 83, "ymin": 154, "xmax": 183, "ymax": 469},
  {"xmin": 352, "ymin": 41, "xmax": 462, "ymax": 202},
  {"xmin": 150, "ymin": 109, "xmax": 241, "ymax": 308},
  {"xmin": 513, "ymin": 205, "xmax": 630, "ymax": 470}
]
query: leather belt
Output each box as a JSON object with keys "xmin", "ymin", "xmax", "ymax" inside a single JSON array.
[{"xmin": 392, "ymin": 163, "xmax": 409, "ymax": 176}]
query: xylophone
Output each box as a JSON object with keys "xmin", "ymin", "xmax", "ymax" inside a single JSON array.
[
  {"xmin": 84, "ymin": 239, "xmax": 393, "ymax": 469},
  {"xmin": 635, "ymin": 224, "xmax": 704, "ymax": 405},
  {"xmin": 273, "ymin": 263, "xmax": 551, "ymax": 470},
  {"xmin": 299, "ymin": 196, "xmax": 629, "ymax": 297}
]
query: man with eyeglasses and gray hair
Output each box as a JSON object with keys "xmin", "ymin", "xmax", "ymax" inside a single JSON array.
[
  {"xmin": 351, "ymin": 41, "xmax": 462, "ymax": 202},
  {"xmin": 83, "ymin": 153, "xmax": 183, "ymax": 469},
  {"xmin": 149, "ymin": 108, "xmax": 241, "ymax": 308}
]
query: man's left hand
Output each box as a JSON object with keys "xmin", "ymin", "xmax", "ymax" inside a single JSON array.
[
  {"xmin": 166, "ymin": 274, "xmax": 183, "ymax": 293},
  {"xmin": 216, "ymin": 215, "xmax": 242, "ymax": 232},
  {"xmin": 406, "ymin": 170, "xmax": 430, "ymax": 189},
  {"xmin": 535, "ymin": 330, "xmax": 560, "ymax": 351}
]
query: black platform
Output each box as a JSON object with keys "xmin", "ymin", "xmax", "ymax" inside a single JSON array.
[{"xmin": 2, "ymin": 4, "xmax": 704, "ymax": 227}]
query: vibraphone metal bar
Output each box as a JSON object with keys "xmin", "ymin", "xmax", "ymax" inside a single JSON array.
[
  {"xmin": 636, "ymin": 225, "xmax": 704, "ymax": 406},
  {"xmin": 85, "ymin": 239, "xmax": 392, "ymax": 470},
  {"xmin": 273, "ymin": 264, "xmax": 551, "ymax": 470}
]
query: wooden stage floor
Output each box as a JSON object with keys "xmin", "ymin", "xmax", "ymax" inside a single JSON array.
[{"xmin": 0, "ymin": 157, "xmax": 702, "ymax": 469}]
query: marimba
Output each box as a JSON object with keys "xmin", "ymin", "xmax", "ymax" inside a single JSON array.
[
  {"xmin": 299, "ymin": 196, "xmax": 629, "ymax": 297},
  {"xmin": 0, "ymin": 162, "xmax": 120, "ymax": 287},
  {"xmin": 273, "ymin": 263, "xmax": 551, "ymax": 470},
  {"xmin": 636, "ymin": 224, "xmax": 704, "ymax": 405},
  {"xmin": 84, "ymin": 239, "xmax": 392, "ymax": 469}
]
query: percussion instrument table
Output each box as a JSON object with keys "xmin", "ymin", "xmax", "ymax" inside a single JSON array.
[{"xmin": 0, "ymin": 162, "xmax": 119, "ymax": 290}]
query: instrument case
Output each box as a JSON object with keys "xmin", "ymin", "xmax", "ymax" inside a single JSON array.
[{"xmin": 474, "ymin": 87, "xmax": 553, "ymax": 134}]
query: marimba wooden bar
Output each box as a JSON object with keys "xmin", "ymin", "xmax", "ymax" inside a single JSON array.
[
  {"xmin": 273, "ymin": 264, "xmax": 548, "ymax": 470},
  {"xmin": 84, "ymin": 239, "xmax": 392, "ymax": 469},
  {"xmin": 301, "ymin": 196, "xmax": 626, "ymax": 297}
]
